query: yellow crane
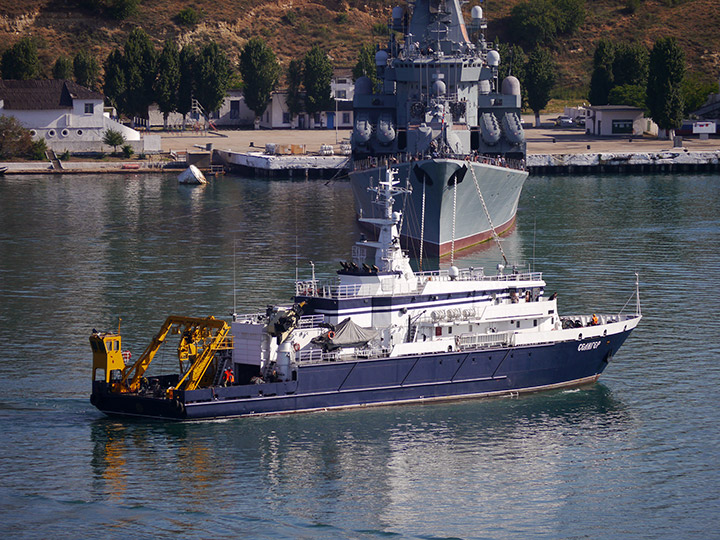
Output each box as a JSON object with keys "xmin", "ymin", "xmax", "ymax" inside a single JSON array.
[{"xmin": 90, "ymin": 316, "xmax": 231, "ymax": 395}]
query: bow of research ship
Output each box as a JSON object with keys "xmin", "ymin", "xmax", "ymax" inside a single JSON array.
[
  {"xmin": 90, "ymin": 170, "xmax": 641, "ymax": 420},
  {"xmin": 349, "ymin": 0, "xmax": 528, "ymax": 257}
]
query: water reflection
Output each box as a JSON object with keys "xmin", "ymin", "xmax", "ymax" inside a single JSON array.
[{"xmin": 87, "ymin": 385, "xmax": 629, "ymax": 536}]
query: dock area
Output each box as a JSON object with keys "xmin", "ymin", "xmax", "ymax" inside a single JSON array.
[{"xmin": 2, "ymin": 119, "xmax": 718, "ymax": 175}]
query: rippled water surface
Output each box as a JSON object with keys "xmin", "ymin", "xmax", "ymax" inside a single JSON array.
[{"xmin": 0, "ymin": 172, "xmax": 718, "ymax": 539}]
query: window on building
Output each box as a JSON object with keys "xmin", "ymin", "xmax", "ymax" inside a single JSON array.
[
  {"xmin": 342, "ymin": 112, "xmax": 350, "ymax": 124},
  {"xmin": 84, "ymin": 103, "xmax": 94, "ymax": 114},
  {"xmin": 337, "ymin": 78, "xmax": 347, "ymax": 84},
  {"xmin": 314, "ymin": 113, "xmax": 321, "ymax": 123},
  {"xmin": 282, "ymin": 112, "xmax": 290, "ymax": 124},
  {"xmin": 611, "ymin": 119, "xmax": 633, "ymax": 134},
  {"xmin": 336, "ymin": 90, "xmax": 347, "ymax": 99}
]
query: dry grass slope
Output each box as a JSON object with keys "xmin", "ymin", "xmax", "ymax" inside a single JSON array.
[{"xmin": 0, "ymin": 0, "xmax": 718, "ymax": 95}]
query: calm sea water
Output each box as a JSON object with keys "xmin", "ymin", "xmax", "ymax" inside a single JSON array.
[{"xmin": 0, "ymin": 172, "xmax": 718, "ymax": 539}]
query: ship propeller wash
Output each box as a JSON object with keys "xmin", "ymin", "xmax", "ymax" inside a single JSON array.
[
  {"xmin": 350, "ymin": 0, "xmax": 528, "ymax": 258},
  {"xmin": 90, "ymin": 169, "xmax": 641, "ymax": 420}
]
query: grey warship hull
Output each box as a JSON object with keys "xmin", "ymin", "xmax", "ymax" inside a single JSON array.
[
  {"xmin": 350, "ymin": 159, "xmax": 528, "ymax": 257},
  {"xmin": 350, "ymin": 0, "xmax": 528, "ymax": 257}
]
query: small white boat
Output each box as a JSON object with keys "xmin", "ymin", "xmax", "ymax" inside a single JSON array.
[{"xmin": 178, "ymin": 164, "xmax": 207, "ymax": 185}]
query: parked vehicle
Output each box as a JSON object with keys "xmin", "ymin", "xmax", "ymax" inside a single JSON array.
[{"xmin": 554, "ymin": 116, "xmax": 574, "ymax": 128}]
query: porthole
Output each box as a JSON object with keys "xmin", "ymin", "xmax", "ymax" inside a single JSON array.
[
  {"xmin": 76, "ymin": 129, "xmax": 83, "ymax": 136},
  {"xmin": 29, "ymin": 129, "xmax": 37, "ymax": 137},
  {"xmin": 47, "ymin": 129, "xmax": 56, "ymax": 137},
  {"xmin": 61, "ymin": 129, "xmax": 69, "ymax": 137}
]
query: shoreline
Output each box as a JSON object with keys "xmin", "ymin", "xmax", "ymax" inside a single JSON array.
[{"xmin": 2, "ymin": 121, "xmax": 718, "ymax": 176}]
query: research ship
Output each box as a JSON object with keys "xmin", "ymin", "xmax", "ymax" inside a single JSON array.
[
  {"xmin": 349, "ymin": 0, "xmax": 528, "ymax": 258},
  {"xmin": 90, "ymin": 170, "xmax": 641, "ymax": 420}
]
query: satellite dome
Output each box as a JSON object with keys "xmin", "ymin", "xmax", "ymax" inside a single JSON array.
[
  {"xmin": 355, "ymin": 76, "xmax": 372, "ymax": 95},
  {"xmin": 471, "ymin": 6, "xmax": 483, "ymax": 19},
  {"xmin": 501, "ymin": 76, "xmax": 521, "ymax": 96},
  {"xmin": 486, "ymin": 50, "xmax": 500, "ymax": 67},
  {"xmin": 375, "ymin": 50, "xmax": 389, "ymax": 66},
  {"xmin": 432, "ymin": 80, "xmax": 446, "ymax": 96}
]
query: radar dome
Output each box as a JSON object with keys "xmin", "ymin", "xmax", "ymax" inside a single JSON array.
[
  {"xmin": 355, "ymin": 76, "xmax": 372, "ymax": 95},
  {"xmin": 432, "ymin": 80, "xmax": 447, "ymax": 96},
  {"xmin": 375, "ymin": 50, "xmax": 389, "ymax": 66},
  {"xmin": 486, "ymin": 50, "xmax": 500, "ymax": 67},
  {"xmin": 501, "ymin": 76, "xmax": 521, "ymax": 96},
  {"xmin": 471, "ymin": 6, "xmax": 483, "ymax": 19}
]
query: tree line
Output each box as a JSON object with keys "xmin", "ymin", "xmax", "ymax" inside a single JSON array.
[{"xmin": 1, "ymin": 32, "xmax": 336, "ymax": 128}]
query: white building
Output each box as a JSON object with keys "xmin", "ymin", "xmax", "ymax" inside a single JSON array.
[
  {"xmin": 259, "ymin": 70, "xmax": 355, "ymax": 130},
  {"xmin": 0, "ymin": 79, "xmax": 156, "ymax": 152},
  {"xmin": 148, "ymin": 89, "xmax": 256, "ymax": 129},
  {"xmin": 586, "ymin": 105, "xmax": 646, "ymax": 136}
]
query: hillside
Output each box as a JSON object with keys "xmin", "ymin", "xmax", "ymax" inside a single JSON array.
[{"xmin": 1, "ymin": 0, "xmax": 718, "ymax": 99}]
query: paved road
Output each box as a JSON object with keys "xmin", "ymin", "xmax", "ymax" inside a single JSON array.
[{"xmin": 160, "ymin": 122, "xmax": 719, "ymax": 156}]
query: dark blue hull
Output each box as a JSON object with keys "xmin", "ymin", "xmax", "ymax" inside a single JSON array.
[{"xmin": 91, "ymin": 330, "xmax": 633, "ymax": 420}]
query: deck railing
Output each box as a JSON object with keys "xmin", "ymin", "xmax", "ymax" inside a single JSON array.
[{"xmin": 295, "ymin": 270, "xmax": 543, "ymax": 300}]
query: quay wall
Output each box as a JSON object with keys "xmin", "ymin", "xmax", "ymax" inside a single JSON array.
[{"xmin": 527, "ymin": 150, "xmax": 720, "ymax": 175}]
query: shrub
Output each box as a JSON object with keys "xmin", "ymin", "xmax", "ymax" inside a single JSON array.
[
  {"xmin": 282, "ymin": 11, "xmax": 297, "ymax": 25},
  {"xmin": 0, "ymin": 116, "xmax": 33, "ymax": 159},
  {"xmin": 122, "ymin": 144, "xmax": 134, "ymax": 158},
  {"xmin": 29, "ymin": 139, "xmax": 48, "ymax": 161},
  {"xmin": 59, "ymin": 150, "xmax": 71, "ymax": 161},
  {"xmin": 103, "ymin": 128, "xmax": 126, "ymax": 153},
  {"xmin": 177, "ymin": 6, "xmax": 202, "ymax": 26},
  {"xmin": 336, "ymin": 13, "xmax": 349, "ymax": 24},
  {"xmin": 372, "ymin": 22, "xmax": 388, "ymax": 35}
]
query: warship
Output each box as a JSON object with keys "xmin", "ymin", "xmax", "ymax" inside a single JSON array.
[
  {"xmin": 350, "ymin": 0, "xmax": 527, "ymax": 258},
  {"xmin": 89, "ymin": 170, "xmax": 641, "ymax": 421}
]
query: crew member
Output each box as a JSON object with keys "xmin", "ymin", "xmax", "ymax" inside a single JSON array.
[
  {"xmin": 223, "ymin": 367, "xmax": 234, "ymax": 387},
  {"xmin": 591, "ymin": 314, "xmax": 598, "ymax": 326}
]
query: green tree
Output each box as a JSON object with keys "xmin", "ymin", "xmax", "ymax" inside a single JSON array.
[
  {"xmin": 103, "ymin": 128, "xmax": 126, "ymax": 153},
  {"xmin": 588, "ymin": 40, "xmax": 615, "ymax": 106},
  {"xmin": 647, "ymin": 37, "xmax": 685, "ymax": 137},
  {"xmin": 155, "ymin": 40, "xmax": 180, "ymax": 128},
  {"xmin": 510, "ymin": 0, "xmax": 557, "ymax": 46},
  {"xmin": 177, "ymin": 45, "xmax": 197, "ymax": 127},
  {"xmin": 554, "ymin": 0, "xmax": 585, "ymax": 35},
  {"xmin": 1, "ymin": 37, "xmax": 40, "ymax": 80},
  {"xmin": 53, "ymin": 55, "xmax": 74, "ymax": 80},
  {"xmin": 303, "ymin": 46, "xmax": 333, "ymax": 117},
  {"xmin": 194, "ymin": 41, "xmax": 232, "ymax": 122},
  {"xmin": 681, "ymin": 74, "xmax": 719, "ymax": 115},
  {"xmin": 122, "ymin": 28, "xmax": 158, "ymax": 122},
  {"xmin": 352, "ymin": 43, "xmax": 378, "ymax": 90},
  {"xmin": 103, "ymin": 49, "xmax": 126, "ymax": 112},
  {"xmin": 608, "ymin": 84, "xmax": 647, "ymax": 110},
  {"xmin": 0, "ymin": 116, "xmax": 33, "ymax": 159},
  {"xmin": 74, "ymin": 50, "xmax": 100, "ymax": 90},
  {"xmin": 239, "ymin": 38, "xmax": 281, "ymax": 120},
  {"xmin": 286, "ymin": 58, "xmax": 304, "ymax": 122},
  {"xmin": 525, "ymin": 48, "xmax": 556, "ymax": 127},
  {"xmin": 613, "ymin": 43, "xmax": 649, "ymax": 88}
]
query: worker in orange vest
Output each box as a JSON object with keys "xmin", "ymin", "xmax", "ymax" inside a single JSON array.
[{"xmin": 223, "ymin": 368, "xmax": 234, "ymax": 387}]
